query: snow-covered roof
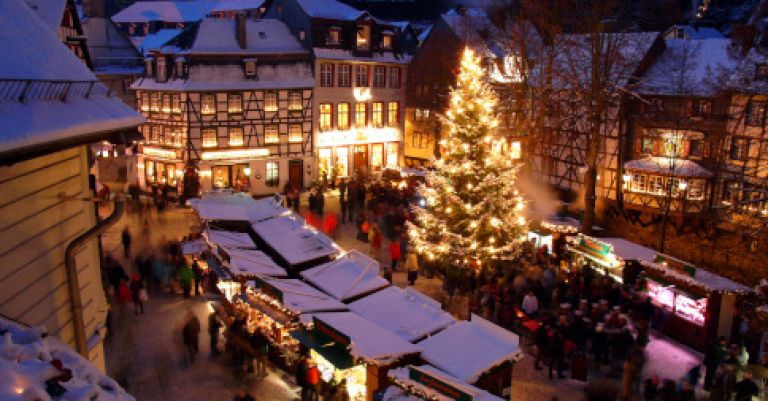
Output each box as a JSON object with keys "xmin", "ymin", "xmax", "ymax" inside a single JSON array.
[
  {"xmin": 190, "ymin": 18, "xmax": 307, "ymax": 54},
  {"xmin": 256, "ymin": 277, "xmax": 348, "ymax": 314},
  {"xmin": 641, "ymin": 254, "xmax": 751, "ymax": 293},
  {"xmin": 715, "ymin": 47, "xmax": 768, "ymax": 94},
  {"xmin": 181, "ymin": 238, "xmax": 208, "ymax": 254},
  {"xmin": 191, "ymin": 192, "xmax": 289, "ymax": 222},
  {"xmin": 0, "ymin": 317, "xmax": 135, "ymax": 401},
  {"xmin": 300, "ymin": 251, "xmax": 389, "ymax": 302},
  {"xmin": 312, "ymin": 312, "xmax": 420, "ymax": 364},
  {"xmin": 210, "ymin": 0, "xmax": 265, "ymax": 12},
  {"xmin": 131, "ymin": 29, "xmax": 183, "ymax": 56},
  {"xmin": 191, "ymin": 198, "xmax": 251, "ymax": 221},
  {"xmin": 82, "ymin": 17, "xmax": 143, "ymax": 74},
  {"xmin": 663, "ymin": 25, "xmax": 724, "ymax": 40},
  {"xmin": 295, "ymin": 0, "xmax": 364, "ymax": 21},
  {"xmin": 441, "ymin": 8, "xmax": 502, "ymax": 59},
  {"xmin": 112, "ymin": 0, "xmax": 216, "ymax": 23},
  {"xmin": 131, "ymin": 62, "xmax": 314, "ymax": 91},
  {"xmin": 596, "ymin": 237, "xmax": 657, "ymax": 263},
  {"xmin": 624, "ymin": 156, "xmax": 713, "ymax": 178},
  {"xmin": 205, "ymin": 229, "xmax": 256, "ymax": 249},
  {"xmin": 25, "ymin": 0, "xmax": 66, "ymax": 33},
  {"xmin": 387, "ymin": 365, "xmax": 505, "ymax": 401},
  {"xmin": 349, "ymin": 287, "xmax": 455, "ymax": 342},
  {"xmin": 224, "ymin": 247, "xmax": 288, "ymax": 277},
  {"xmin": 313, "ymin": 48, "xmax": 411, "ymax": 64},
  {"xmin": 244, "ymin": 195, "xmax": 289, "ymax": 222},
  {"xmin": 251, "ymin": 215, "xmax": 340, "ymax": 267},
  {"xmin": 417, "ymin": 315, "xmax": 523, "ymax": 384}
]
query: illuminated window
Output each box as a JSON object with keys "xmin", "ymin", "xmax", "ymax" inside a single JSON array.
[
  {"xmin": 229, "ymin": 127, "xmax": 244, "ymax": 147},
  {"xmin": 228, "ymin": 94, "xmax": 242, "ymax": 114},
  {"xmin": 289, "ymin": 124, "xmax": 302, "ymax": 142},
  {"xmin": 631, "ymin": 174, "xmax": 646, "ymax": 192},
  {"xmin": 150, "ymin": 93, "xmax": 159, "ymax": 111},
  {"xmin": 244, "ymin": 60, "xmax": 256, "ymax": 77},
  {"xmin": 152, "ymin": 125, "xmax": 161, "ymax": 142},
  {"xmin": 201, "ymin": 95, "xmax": 215, "ymax": 115},
  {"xmin": 730, "ymin": 137, "xmax": 749, "ymax": 160},
  {"xmin": 162, "ymin": 94, "xmax": 171, "ymax": 113},
  {"xmin": 266, "ymin": 161, "xmax": 279, "ymax": 187},
  {"xmin": 319, "ymin": 103, "xmax": 332, "ymax": 131},
  {"xmin": 373, "ymin": 65, "xmax": 386, "ymax": 88},
  {"xmin": 355, "ymin": 65, "xmax": 368, "ymax": 87},
  {"xmin": 372, "ymin": 102, "xmax": 383, "ymax": 127},
  {"xmin": 338, "ymin": 64, "xmax": 351, "ymax": 87},
  {"xmin": 382, "ymin": 33, "xmax": 392, "ymax": 49},
  {"xmin": 288, "ymin": 91, "xmax": 302, "ymax": 110},
  {"xmin": 746, "ymin": 101, "xmax": 766, "ymax": 127},
  {"xmin": 355, "ymin": 103, "xmax": 367, "ymax": 127},
  {"xmin": 337, "ymin": 103, "xmax": 350, "ymax": 130},
  {"xmin": 690, "ymin": 99, "xmax": 711, "ymax": 118},
  {"xmin": 202, "ymin": 129, "xmax": 217, "ymax": 147},
  {"xmin": 163, "ymin": 126, "xmax": 173, "ymax": 145},
  {"xmin": 412, "ymin": 132, "xmax": 427, "ymax": 149},
  {"xmin": 387, "ymin": 102, "xmax": 399, "ymax": 126},
  {"xmin": 174, "ymin": 127, "xmax": 185, "ymax": 147},
  {"xmin": 264, "ymin": 92, "xmax": 277, "ymax": 112},
  {"xmin": 356, "ymin": 25, "xmax": 369, "ymax": 49},
  {"xmin": 320, "ymin": 63, "xmax": 334, "ymax": 87},
  {"xmin": 389, "ymin": 67, "xmax": 401, "ymax": 88},
  {"xmin": 510, "ymin": 141, "xmax": 521, "ymax": 159},
  {"xmin": 688, "ymin": 180, "xmax": 704, "ymax": 200},
  {"xmin": 265, "ymin": 125, "xmax": 279, "ymax": 143},
  {"xmin": 648, "ymin": 175, "xmax": 664, "ymax": 194},
  {"xmin": 156, "ymin": 57, "xmax": 166, "ymax": 82},
  {"xmin": 386, "ymin": 142, "xmax": 398, "ymax": 167},
  {"xmin": 328, "ymin": 27, "xmax": 340, "ymax": 45},
  {"xmin": 172, "ymin": 94, "xmax": 181, "ymax": 113},
  {"xmin": 371, "ymin": 143, "xmax": 383, "ymax": 170}
]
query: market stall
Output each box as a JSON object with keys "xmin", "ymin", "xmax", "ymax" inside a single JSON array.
[
  {"xmin": 527, "ymin": 228, "xmax": 553, "ymax": 250},
  {"xmin": 565, "ymin": 234, "xmax": 657, "ymax": 283},
  {"xmin": 220, "ymin": 247, "xmax": 288, "ymax": 279},
  {"xmin": 243, "ymin": 193, "xmax": 290, "ymax": 222},
  {"xmin": 190, "ymin": 191, "xmax": 254, "ymax": 231},
  {"xmin": 640, "ymin": 254, "xmax": 752, "ymax": 351},
  {"xmin": 384, "ymin": 365, "xmax": 505, "ymax": 401},
  {"xmin": 250, "ymin": 214, "xmax": 340, "ymax": 272},
  {"xmin": 301, "ymin": 251, "xmax": 390, "ymax": 302},
  {"xmin": 291, "ymin": 312, "xmax": 421, "ymax": 401},
  {"xmin": 204, "ymin": 229, "xmax": 257, "ymax": 255},
  {"xmin": 416, "ymin": 315, "xmax": 523, "ymax": 398},
  {"xmin": 349, "ymin": 286, "xmax": 455, "ymax": 342}
]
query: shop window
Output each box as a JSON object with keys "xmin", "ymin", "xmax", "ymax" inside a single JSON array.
[
  {"xmin": 746, "ymin": 101, "xmax": 766, "ymax": 127},
  {"xmin": 264, "ymin": 92, "xmax": 278, "ymax": 112},
  {"xmin": 372, "ymin": 102, "xmax": 383, "ymax": 127},
  {"xmin": 648, "ymin": 175, "xmax": 664, "ymax": 194},
  {"xmin": 355, "ymin": 65, "xmax": 368, "ymax": 87},
  {"xmin": 202, "ymin": 129, "xmax": 217, "ymax": 147},
  {"xmin": 389, "ymin": 66, "xmax": 401, "ymax": 89},
  {"xmin": 356, "ymin": 25, "xmax": 370, "ymax": 50},
  {"xmin": 510, "ymin": 141, "xmax": 522, "ymax": 160},
  {"xmin": 319, "ymin": 103, "xmax": 332, "ymax": 131},
  {"xmin": 631, "ymin": 173, "xmax": 646, "ymax": 192},
  {"xmin": 387, "ymin": 102, "xmax": 399, "ymax": 126},
  {"xmin": 228, "ymin": 94, "xmax": 242, "ymax": 114},
  {"xmin": 265, "ymin": 125, "xmax": 279, "ymax": 143},
  {"xmin": 288, "ymin": 91, "xmax": 302, "ymax": 110},
  {"xmin": 338, "ymin": 64, "xmax": 351, "ymax": 87},
  {"xmin": 288, "ymin": 124, "xmax": 302, "ymax": 142},
  {"xmin": 212, "ymin": 165, "xmax": 230, "ymax": 189},
  {"xmin": 386, "ymin": 142, "xmax": 398, "ymax": 167},
  {"xmin": 162, "ymin": 94, "xmax": 171, "ymax": 113},
  {"xmin": 318, "ymin": 149, "xmax": 332, "ymax": 179},
  {"xmin": 172, "ymin": 94, "xmax": 181, "ymax": 113},
  {"xmin": 266, "ymin": 161, "xmax": 279, "ymax": 187},
  {"xmin": 688, "ymin": 180, "xmax": 705, "ymax": 200},
  {"xmin": 150, "ymin": 93, "xmax": 159, "ymax": 112},
  {"xmin": 641, "ymin": 137, "xmax": 656, "ymax": 155},
  {"xmin": 335, "ymin": 147, "xmax": 349, "ymax": 176},
  {"xmin": 730, "ymin": 137, "xmax": 749, "ymax": 160},
  {"xmin": 320, "ymin": 63, "xmax": 334, "ymax": 87},
  {"xmin": 373, "ymin": 65, "xmax": 386, "ymax": 88},
  {"xmin": 145, "ymin": 161, "xmax": 155, "ymax": 182},
  {"xmin": 337, "ymin": 103, "xmax": 350, "ymax": 130},
  {"xmin": 382, "ymin": 33, "xmax": 392, "ymax": 49},
  {"xmin": 371, "ymin": 143, "xmax": 383, "ymax": 171},
  {"xmin": 233, "ymin": 164, "xmax": 250, "ymax": 191},
  {"xmin": 688, "ymin": 140, "xmax": 704, "ymax": 158},
  {"xmin": 229, "ymin": 127, "xmax": 244, "ymax": 147},
  {"xmin": 201, "ymin": 94, "xmax": 215, "ymax": 115},
  {"xmin": 355, "ymin": 103, "xmax": 367, "ymax": 127}
]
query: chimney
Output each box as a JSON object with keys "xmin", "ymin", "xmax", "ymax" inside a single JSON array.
[
  {"xmin": 236, "ymin": 12, "xmax": 247, "ymax": 49},
  {"xmin": 82, "ymin": 0, "xmax": 105, "ymax": 17}
]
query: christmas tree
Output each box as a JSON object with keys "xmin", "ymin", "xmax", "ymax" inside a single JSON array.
[{"xmin": 407, "ymin": 48, "xmax": 528, "ymax": 272}]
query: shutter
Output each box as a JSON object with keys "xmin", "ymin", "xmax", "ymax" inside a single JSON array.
[{"xmin": 685, "ymin": 100, "xmax": 693, "ymax": 117}]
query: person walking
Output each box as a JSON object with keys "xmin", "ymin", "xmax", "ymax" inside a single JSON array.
[
  {"xmin": 339, "ymin": 179, "xmax": 348, "ymax": 223},
  {"xmin": 121, "ymin": 226, "xmax": 132, "ymax": 258},
  {"xmin": 389, "ymin": 237, "xmax": 401, "ymax": 271},
  {"xmin": 306, "ymin": 359, "xmax": 320, "ymax": 401},
  {"xmin": 522, "ymin": 289, "xmax": 539, "ymax": 318},
  {"xmin": 177, "ymin": 262, "xmax": 194, "ymax": 298},
  {"xmin": 347, "ymin": 181, "xmax": 358, "ymax": 224},
  {"xmin": 182, "ymin": 312, "xmax": 201, "ymax": 364},
  {"xmin": 368, "ymin": 223, "xmax": 382, "ymax": 260},
  {"xmin": 250, "ymin": 330, "xmax": 269, "ymax": 378},
  {"xmin": 704, "ymin": 337, "xmax": 729, "ymax": 390},
  {"xmin": 733, "ymin": 370, "xmax": 759, "ymax": 401},
  {"xmin": 192, "ymin": 258, "xmax": 203, "ymax": 297},
  {"xmin": 405, "ymin": 249, "xmax": 419, "ymax": 286},
  {"xmin": 208, "ymin": 311, "xmax": 222, "ymax": 358},
  {"xmin": 621, "ymin": 343, "xmax": 647, "ymax": 400},
  {"xmin": 129, "ymin": 274, "xmax": 145, "ymax": 315}
]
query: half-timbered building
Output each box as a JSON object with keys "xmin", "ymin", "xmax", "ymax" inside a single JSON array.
[{"xmin": 132, "ymin": 16, "xmax": 314, "ymax": 196}]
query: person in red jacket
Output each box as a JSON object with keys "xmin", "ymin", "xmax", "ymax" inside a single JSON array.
[
  {"xmin": 389, "ymin": 237, "xmax": 401, "ymax": 271},
  {"xmin": 303, "ymin": 358, "xmax": 320, "ymax": 401}
]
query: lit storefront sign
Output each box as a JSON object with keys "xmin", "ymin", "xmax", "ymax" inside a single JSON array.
[
  {"xmin": 201, "ymin": 148, "xmax": 270, "ymax": 161},
  {"xmin": 142, "ymin": 146, "xmax": 179, "ymax": 160},
  {"xmin": 317, "ymin": 127, "xmax": 400, "ymax": 147}
]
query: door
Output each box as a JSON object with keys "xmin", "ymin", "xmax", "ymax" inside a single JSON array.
[
  {"xmin": 289, "ymin": 160, "xmax": 303, "ymax": 189},
  {"xmin": 354, "ymin": 145, "xmax": 368, "ymax": 177}
]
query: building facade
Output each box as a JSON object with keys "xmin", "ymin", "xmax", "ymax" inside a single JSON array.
[{"xmin": 132, "ymin": 17, "xmax": 314, "ymax": 196}]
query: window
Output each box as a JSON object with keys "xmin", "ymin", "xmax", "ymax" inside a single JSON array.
[
  {"xmin": 288, "ymin": 125, "xmax": 303, "ymax": 142},
  {"xmin": 373, "ymin": 65, "xmax": 386, "ymax": 87},
  {"xmin": 328, "ymin": 28, "xmax": 340, "ymax": 45},
  {"xmin": 746, "ymin": 101, "xmax": 766, "ymax": 127},
  {"xmin": 412, "ymin": 132, "xmax": 427, "ymax": 149},
  {"xmin": 510, "ymin": 141, "xmax": 522, "ymax": 160},
  {"xmin": 372, "ymin": 102, "xmax": 383, "ymax": 127},
  {"xmin": 163, "ymin": 127, "xmax": 173, "ymax": 145},
  {"xmin": 228, "ymin": 94, "xmax": 242, "ymax": 114},
  {"xmin": 387, "ymin": 102, "xmax": 399, "ymax": 126},
  {"xmin": 648, "ymin": 176, "xmax": 664, "ymax": 194},
  {"xmin": 337, "ymin": 103, "xmax": 350, "ymax": 130},
  {"xmin": 338, "ymin": 64, "xmax": 351, "ymax": 87},
  {"xmin": 265, "ymin": 125, "xmax": 279, "ymax": 143},
  {"xmin": 156, "ymin": 57, "xmax": 166, "ymax": 82},
  {"xmin": 319, "ymin": 103, "xmax": 332, "ymax": 131},
  {"xmin": 382, "ymin": 33, "xmax": 392, "ymax": 49},
  {"xmin": 690, "ymin": 99, "xmax": 712, "ymax": 118},
  {"xmin": 266, "ymin": 161, "xmax": 279, "ymax": 187},
  {"xmin": 161, "ymin": 94, "xmax": 171, "ymax": 113},
  {"xmin": 414, "ymin": 108, "xmax": 430, "ymax": 122},
  {"xmin": 355, "ymin": 103, "xmax": 367, "ymax": 127},
  {"xmin": 150, "ymin": 93, "xmax": 159, "ymax": 112},
  {"xmin": 731, "ymin": 137, "xmax": 749, "ymax": 160},
  {"xmin": 288, "ymin": 91, "xmax": 302, "ymax": 110},
  {"xmin": 229, "ymin": 127, "xmax": 244, "ymax": 147},
  {"xmin": 320, "ymin": 63, "xmax": 334, "ymax": 87},
  {"xmin": 641, "ymin": 137, "xmax": 655, "ymax": 155},
  {"xmin": 688, "ymin": 180, "xmax": 704, "ymax": 200},
  {"xmin": 355, "ymin": 65, "xmax": 369, "ymax": 87},
  {"xmin": 171, "ymin": 94, "xmax": 181, "ymax": 113},
  {"xmin": 356, "ymin": 25, "xmax": 370, "ymax": 49},
  {"xmin": 202, "ymin": 129, "xmax": 217, "ymax": 147},
  {"xmin": 688, "ymin": 140, "xmax": 704, "ymax": 158},
  {"xmin": 299, "ymin": 30, "xmax": 306, "ymax": 41},
  {"xmin": 756, "ymin": 64, "xmax": 768, "ymax": 80},
  {"xmin": 264, "ymin": 92, "xmax": 277, "ymax": 112},
  {"xmin": 151, "ymin": 125, "xmax": 161, "ymax": 142},
  {"xmin": 386, "ymin": 142, "xmax": 398, "ymax": 167},
  {"xmin": 244, "ymin": 60, "xmax": 256, "ymax": 77},
  {"xmin": 389, "ymin": 67, "xmax": 401, "ymax": 88},
  {"xmin": 201, "ymin": 94, "xmax": 215, "ymax": 115}
]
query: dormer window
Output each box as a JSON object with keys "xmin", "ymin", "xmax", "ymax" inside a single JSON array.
[
  {"xmin": 156, "ymin": 56, "xmax": 167, "ymax": 82},
  {"xmin": 381, "ymin": 31, "xmax": 393, "ymax": 49},
  {"xmin": 756, "ymin": 64, "xmax": 768, "ymax": 80},
  {"xmin": 244, "ymin": 58, "xmax": 257, "ymax": 78},
  {"xmin": 175, "ymin": 57, "xmax": 186, "ymax": 79},
  {"xmin": 299, "ymin": 30, "xmax": 306, "ymax": 41},
  {"xmin": 144, "ymin": 58, "xmax": 153, "ymax": 77},
  {"xmin": 356, "ymin": 25, "xmax": 370, "ymax": 50},
  {"xmin": 328, "ymin": 27, "xmax": 341, "ymax": 46}
]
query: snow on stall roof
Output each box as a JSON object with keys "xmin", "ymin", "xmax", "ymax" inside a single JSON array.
[
  {"xmin": 387, "ymin": 365, "xmax": 505, "ymax": 401},
  {"xmin": 382, "ymin": 386, "xmax": 420, "ymax": 401},
  {"xmin": 295, "ymin": 0, "xmax": 364, "ymax": 21},
  {"xmin": 131, "ymin": 29, "xmax": 183, "ymax": 56},
  {"xmin": 313, "ymin": 48, "xmax": 411, "ymax": 64},
  {"xmin": 224, "ymin": 247, "xmax": 287, "ymax": 277},
  {"xmin": 181, "ymin": 238, "xmax": 208, "ymax": 255},
  {"xmin": 417, "ymin": 314, "xmax": 522, "ymax": 384},
  {"xmin": 205, "ymin": 229, "xmax": 256, "ymax": 249},
  {"xmin": 244, "ymin": 195, "xmax": 289, "ymax": 222},
  {"xmin": 596, "ymin": 237, "xmax": 657, "ymax": 263},
  {"xmin": 257, "ymin": 278, "xmax": 348, "ymax": 314},
  {"xmin": 641, "ymin": 254, "xmax": 751, "ymax": 292},
  {"xmin": 210, "ymin": 0, "xmax": 265, "ymax": 12},
  {"xmin": 191, "ymin": 18, "xmax": 307, "ymax": 54},
  {"xmin": 112, "ymin": 0, "xmax": 216, "ymax": 23},
  {"xmin": 24, "ymin": 0, "xmax": 66, "ymax": 33},
  {"xmin": 0, "ymin": 317, "xmax": 135, "ymax": 401},
  {"xmin": 131, "ymin": 62, "xmax": 314, "ymax": 91},
  {"xmin": 349, "ymin": 286, "xmax": 455, "ymax": 342},
  {"xmin": 300, "ymin": 250, "xmax": 389, "ymax": 302},
  {"xmin": 251, "ymin": 215, "xmax": 340, "ymax": 266},
  {"xmin": 312, "ymin": 312, "xmax": 420, "ymax": 364},
  {"xmin": 624, "ymin": 156, "xmax": 713, "ymax": 178},
  {"xmin": 191, "ymin": 199, "xmax": 251, "ymax": 221}
]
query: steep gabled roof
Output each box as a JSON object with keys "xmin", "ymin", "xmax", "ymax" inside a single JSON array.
[
  {"xmin": 295, "ymin": 0, "xmax": 365, "ymax": 21},
  {"xmin": 112, "ymin": 0, "xmax": 217, "ymax": 23},
  {"xmin": 24, "ymin": 0, "xmax": 67, "ymax": 32},
  {"xmin": 189, "ymin": 18, "xmax": 306, "ymax": 54}
]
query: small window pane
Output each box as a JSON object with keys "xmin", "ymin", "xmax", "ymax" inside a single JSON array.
[
  {"xmin": 265, "ymin": 125, "xmax": 279, "ymax": 143},
  {"xmin": 338, "ymin": 64, "xmax": 351, "ymax": 87},
  {"xmin": 355, "ymin": 103, "xmax": 367, "ymax": 127},
  {"xmin": 266, "ymin": 161, "xmax": 279, "ymax": 187},
  {"xmin": 265, "ymin": 92, "xmax": 278, "ymax": 112},
  {"xmin": 319, "ymin": 103, "xmax": 332, "ymax": 131},
  {"xmin": 372, "ymin": 102, "xmax": 383, "ymax": 127},
  {"xmin": 289, "ymin": 125, "xmax": 302, "ymax": 142},
  {"xmin": 338, "ymin": 103, "xmax": 350, "ymax": 130},
  {"xmin": 387, "ymin": 102, "xmax": 399, "ymax": 126},
  {"xmin": 288, "ymin": 91, "xmax": 302, "ymax": 110},
  {"xmin": 201, "ymin": 95, "xmax": 215, "ymax": 115},
  {"xmin": 320, "ymin": 63, "xmax": 334, "ymax": 87},
  {"xmin": 229, "ymin": 127, "xmax": 244, "ymax": 147},
  {"xmin": 355, "ymin": 65, "xmax": 368, "ymax": 87},
  {"xmin": 228, "ymin": 94, "xmax": 242, "ymax": 114},
  {"xmin": 373, "ymin": 65, "xmax": 386, "ymax": 88},
  {"xmin": 202, "ymin": 129, "xmax": 217, "ymax": 147}
]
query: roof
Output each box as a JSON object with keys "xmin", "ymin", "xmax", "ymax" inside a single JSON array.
[
  {"xmin": 244, "ymin": 194, "xmax": 290, "ymax": 222},
  {"xmin": 1, "ymin": 316, "xmax": 135, "ymax": 401},
  {"xmin": 349, "ymin": 286, "xmax": 455, "ymax": 342},
  {"xmin": 24, "ymin": 0, "xmax": 66, "ymax": 33},
  {"xmin": 417, "ymin": 315, "xmax": 522, "ymax": 384},
  {"xmin": 441, "ymin": 8, "xmax": 503, "ymax": 59},
  {"xmin": 597, "ymin": 237, "xmax": 658, "ymax": 262},
  {"xmin": 204, "ymin": 229, "xmax": 256, "ymax": 249},
  {"xmin": 131, "ymin": 28, "xmax": 183, "ymax": 56},
  {"xmin": 312, "ymin": 312, "xmax": 421, "ymax": 364},
  {"xmin": 190, "ymin": 18, "xmax": 306, "ymax": 54},
  {"xmin": 641, "ymin": 254, "xmax": 751, "ymax": 293},
  {"xmin": 112, "ymin": 0, "xmax": 217, "ymax": 23},
  {"xmin": 190, "ymin": 192, "xmax": 290, "ymax": 222},
  {"xmin": 256, "ymin": 277, "xmax": 348, "ymax": 314},
  {"xmin": 82, "ymin": 17, "xmax": 143, "ymax": 74},
  {"xmin": 387, "ymin": 365, "xmax": 505, "ymax": 401},
  {"xmin": 223, "ymin": 247, "xmax": 288, "ymax": 277},
  {"xmin": 313, "ymin": 48, "xmax": 411, "ymax": 64},
  {"xmin": 295, "ymin": 0, "xmax": 364, "ymax": 21},
  {"xmin": 181, "ymin": 238, "xmax": 208, "ymax": 254},
  {"xmin": 663, "ymin": 25, "xmax": 724, "ymax": 40},
  {"xmin": 624, "ymin": 156, "xmax": 713, "ymax": 178},
  {"xmin": 300, "ymin": 251, "xmax": 389, "ymax": 302},
  {"xmin": 131, "ymin": 62, "xmax": 314, "ymax": 91},
  {"xmin": 191, "ymin": 197, "xmax": 251, "ymax": 221},
  {"xmin": 210, "ymin": 0, "xmax": 265, "ymax": 12},
  {"xmin": 251, "ymin": 215, "xmax": 339, "ymax": 266}
]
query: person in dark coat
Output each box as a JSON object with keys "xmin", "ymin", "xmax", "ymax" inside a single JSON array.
[
  {"xmin": 208, "ymin": 312, "xmax": 222, "ymax": 357},
  {"xmin": 734, "ymin": 370, "xmax": 759, "ymax": 401},
  {"xmin": 121, "ymin": 227, "xmax": 132, "ymax": 258},
  {"xmin": 182, "ymin": 312, "xmax": 201, "ymax": 363},
  {"xmin": 192, "ymin": 258, "xmax": 203, "ymax": 296},
  {"xmin": 534, "ymin": 322, "xmax": 550, "ymax": 370},
  {"xmin": 339, "ymin": 179, "xmax": 348, "ymax": 223},
  {"xmin": 704, "ymin": 337, "xmax": 729, "ymax": 390},
  {"xmin": 549, "ymin": 329, "xmax": 566, "ymax": 379},
  {"xmin": 129, "ymin": 274, "xmax": 145, "ymax": 315}
]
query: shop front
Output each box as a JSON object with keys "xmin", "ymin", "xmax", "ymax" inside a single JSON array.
[
  {"xmin": 565, "ymin": 234, "xmax": 657, "ymax": 284},
  {"xmin": 140, "ymin": 146, "xmax": 184, "ymax": 191},
  {"xmin": 384, "ymin": 365, "xmax": 505, "ymax": 401},
  {"xmin": 316, "ymin": 128, "xmax": 400, "ymax": 180}
]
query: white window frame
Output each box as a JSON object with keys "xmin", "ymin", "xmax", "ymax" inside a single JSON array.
[
  {"xmin": 202, "ymin": 128, "xmax": 217, "ymax": 148},
  {"xmin": 320, "ymin": 63, "xmax": 334, "ymax": 87},
  {"xmin": 355, "ymin": 65, "xmax": 368, "ymax": 87},
  {"xmin": 373, "ymin": 65, "xmax": 386, "ymax": 88},
  {"xmin": 201, "ymin": 94, "xmax": 215, "ymax": 115},
  {"xmin": 265, "ymin": 125, "xmax": 279, "ymax": 143},
  {"xmin": 288, "ymin": 124, "xmax": 303, "ymax": 143},
  {"xmin": 264, "ymin": 92, "xmax": 278, "ymax": 112},
  {"xmin": 338, "ymin": 64, "xmax": 351, "ymax": 87},
  {"xmin": 229, "ymin": 127, "xmax": 244, "ymax": 147}
]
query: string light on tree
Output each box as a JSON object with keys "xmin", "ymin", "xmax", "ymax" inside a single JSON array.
[{"xmin": 407, "ymin": 48, "xmax": 528, "ymax": 273}]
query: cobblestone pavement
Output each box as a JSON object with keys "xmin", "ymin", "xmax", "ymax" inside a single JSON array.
[{"xmin": 99, "ymin": 192, "xmax": 706, "ymax": 401}]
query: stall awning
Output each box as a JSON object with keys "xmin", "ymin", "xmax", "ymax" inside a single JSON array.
[
  {"xmin": 291, "ymin": 328, "xmax": 355, "ymax": 370},
  {"xmin": 206, "ymin": 255, "xmax": 232, "ymax": 281},
  {"xmin": 566, "ymin": 235, "xmax": 618, "ymax": 268}
]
